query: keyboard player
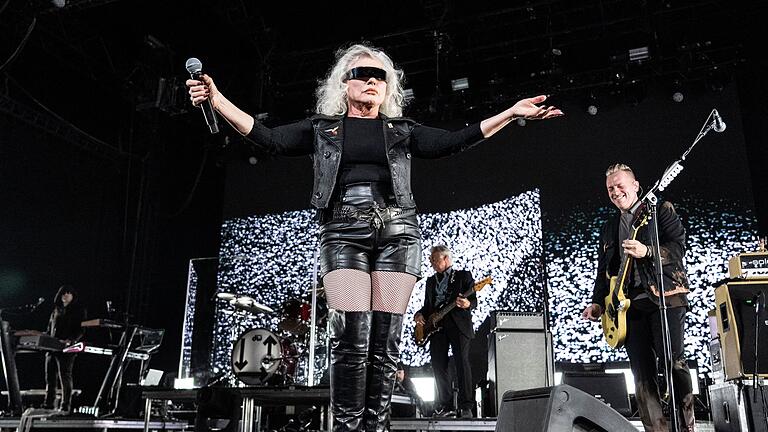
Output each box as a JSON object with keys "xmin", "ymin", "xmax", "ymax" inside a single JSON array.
[{"xmin": 44, "ymin": 285, "xmax": 86, "ymax": 412}]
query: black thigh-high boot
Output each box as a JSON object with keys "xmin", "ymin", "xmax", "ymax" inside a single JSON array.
[
  {"xmin": 330, "ymin": 309, "xmax": 372, "ymax": 432},
  {"xmin": 364, "ymin": 311, "xmax": 404, "ymax": 432}
]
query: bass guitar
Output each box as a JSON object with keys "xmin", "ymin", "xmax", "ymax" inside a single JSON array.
[
  {"xmin": 601, "ymin": 211, "xmax": 650, "ymax": 348},
  {"xmin": 414, "ymin": 276, "xmax": 492, "ymax": 347}
]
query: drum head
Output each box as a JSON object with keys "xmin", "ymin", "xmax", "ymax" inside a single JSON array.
[{"xmin": 231, "ymin": 328, "xmax": 283, "ymax": 385}]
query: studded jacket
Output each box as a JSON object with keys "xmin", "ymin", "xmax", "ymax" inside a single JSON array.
[{"xmin": 245, "ymin": 114, "xmax": 485, "ymax": 209}]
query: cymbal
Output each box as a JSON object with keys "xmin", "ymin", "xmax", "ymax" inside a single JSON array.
[
  {"xmin": 230, "ymin": 296, "xmax": 274, "ymax": 314},
  {"xmin": 216, "ymin": 292, "xmax": 237, "ymax": 301}
]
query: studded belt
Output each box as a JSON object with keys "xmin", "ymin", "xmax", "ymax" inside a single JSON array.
[{"xmin": 331, "ymin": 202, "xmax": 416, "ymax": 229}]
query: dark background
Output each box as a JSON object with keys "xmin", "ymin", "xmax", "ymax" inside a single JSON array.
[{"xmin": 1, "ymin": 0, "xmax": 767, "ymax": 407}]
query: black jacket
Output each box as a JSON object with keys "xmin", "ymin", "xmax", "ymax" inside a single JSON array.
[
  {"xmin": 246, "ymin": 114, "xmax": 485, "ymax": 209},
  {"xmin": 47, "ymin": 304, "xmax": 86, "ymax": 342},
  {"xmin": 418, "ymin": 269, "xmax": 477, "ymax": 339},
  {"xmin": 591, "ymin": 201, "xmax": 691, "ymax": 309}
]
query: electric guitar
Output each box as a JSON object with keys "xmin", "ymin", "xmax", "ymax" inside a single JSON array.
[
  {"xmin": 601, "ymin": 211, "xmax": 650, "ymax": 348},
  {"xmin": 414, "ymin": 276, "xmax": 492, "ymax": 347}
]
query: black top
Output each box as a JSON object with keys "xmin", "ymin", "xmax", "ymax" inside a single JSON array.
[
  {"xmin": 48, "ymin": 305, "xmax": 86, "ymax": 342},
  {"xmin": 338, "ymin": 117, "xmax": 389, "ymax": 186}
]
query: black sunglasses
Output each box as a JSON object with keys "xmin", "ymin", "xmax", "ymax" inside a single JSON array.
[{"xmin": 344, "ymin": 66, "xmax": 387, "ymax": 82}]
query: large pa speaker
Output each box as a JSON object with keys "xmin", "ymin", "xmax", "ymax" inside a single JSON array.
[
  {"xmin": 495, "ymin": 384, "xmax": 636, "ymax": 432},
  {"xmin": 561, "ymin": 371, "xmax": 631, "ymax": 417},
  {"xmin": 486, "ymin": 312, "xmax": 554, "ymax": 416},
  {"xmin": 714, "ymin": 281, "xmax": 768, "ymax": 380}
]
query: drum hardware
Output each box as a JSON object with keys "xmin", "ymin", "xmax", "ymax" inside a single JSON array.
[
  {"xmin": 230, "ymin": 295, "xmax": 274, "ymax": 315},
  {"xmin": 215, "ymin": 292, "xmax": 237, "ymax": 301}
]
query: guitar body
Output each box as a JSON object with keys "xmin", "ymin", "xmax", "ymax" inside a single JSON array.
[
  {"xmin": 602, "ymin": 275, "xmax": 631, "ymax": 348},
  {"xmin": 414, "ymin": 312, "xmax": 443, "ymax": 347}
]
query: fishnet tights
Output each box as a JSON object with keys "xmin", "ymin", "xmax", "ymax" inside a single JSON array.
[{"xmin": 323, "ymin": 269, "xmax": 416, "ymax": 313}]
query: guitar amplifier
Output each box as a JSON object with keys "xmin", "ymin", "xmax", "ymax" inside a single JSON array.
[
  {"xmin": 489, "ymin": 311, "xmax": 545, "ymax": 331},
  {"xmin": 729, "ymin": 251, "xmax": 768, "ymax": 280}
]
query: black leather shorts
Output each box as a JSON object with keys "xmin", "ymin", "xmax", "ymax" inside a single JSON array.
[{"xmin": 319, "ymin": 183, "xmax": 422, "ymax": 278}]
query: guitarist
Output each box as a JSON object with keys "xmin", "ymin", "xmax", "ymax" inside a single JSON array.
[
  {"xmin": 414, "ymin": 245, "xmax": 476, "ymax": 418},
  {"xmin": 582, "ymin": 163, "xmax": 694, "ymax": 432}
]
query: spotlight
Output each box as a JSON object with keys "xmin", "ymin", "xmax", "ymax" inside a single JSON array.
[
  {"xmin": 248, "ymin": 156, "xmax": 258, "ymax": 165},
  {"xmin": 672, "ymin": 91, "xmax": 684, "ymax": 103},
  {"xmin": 516, "ymin": 118, "xmax": 526, "ymax": 127},
  {"xmin": 451, "ymin": 77, "xmax": 469, "ymax": 92},
  {"xmin": 587, "ymin": 105, "xmax": 598, "ymax": 116}
]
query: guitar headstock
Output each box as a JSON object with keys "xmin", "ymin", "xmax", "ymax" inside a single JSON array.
[{"xmin": 474, "ymin": 277, "xmax": 493, "ymax": 291}]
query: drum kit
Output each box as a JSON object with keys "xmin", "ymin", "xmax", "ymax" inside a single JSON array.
[{"xmin": 217, "ymin": 289, "xmax": 327, "ymax": 386}]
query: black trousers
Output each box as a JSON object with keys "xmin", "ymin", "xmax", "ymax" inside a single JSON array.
[
  {"xmin": 429, "ymin": 317, "xmax": 474, "ymax": 411},
  {"xmin": 45, "ymin": 352, "xmax": 76, "ymax": 410},
  {"xmin": 625, "ymin": 299, "xmax": 694, "ymax": 432}
]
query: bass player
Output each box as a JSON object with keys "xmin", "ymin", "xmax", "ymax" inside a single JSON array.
[
  {"xmin": 414, "ymin": 245, "xmax": 476, "ymax": 418},
  {"xmin": 582, "ymin": 163, "xmax": 695, "ymax": 432}
]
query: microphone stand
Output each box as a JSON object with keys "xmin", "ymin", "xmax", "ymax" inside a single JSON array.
[
  {"xmin": 752, "ymin": 291, "xmax": 764, "ymax": 403},
  {"xmin": 636, "ymin": 108, "xmax": 723, "ymax": 431}
]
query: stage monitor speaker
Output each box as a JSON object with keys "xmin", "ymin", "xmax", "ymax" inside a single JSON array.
[
  {"xmin": 714, "ymin": 281, "xmax": 768, "ymax": 381},
  {"xmin": 486, "ymin": 312, "xmax": 554, "ymax": 416},
  {"xmin": 561, "ymin": 371, "xmax": 631, "ymax": 417},
  {"xmin": 495, "ymin": 384, "xmax": 636, "ymax": 432}
]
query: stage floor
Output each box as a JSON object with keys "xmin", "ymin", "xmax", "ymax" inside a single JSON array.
[
  {"xmin": 0, "ymin": 416, "xmax": 717, "ymax": 431},
  {"xmin": 0, "ymin": 416, "xmax": 187, "ymax": 431}
]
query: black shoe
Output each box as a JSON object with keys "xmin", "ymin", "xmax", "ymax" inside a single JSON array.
[
  {"xmin": 329, "ymin": 310, "xmax": 372, "ymax": 432},
  {"xmin": 433, "ymin": 408, "xmax": 456, "ymax": 418},
  {"xmin": 363, "ymin": 311, "xmax": 404, "ymax": 432}
]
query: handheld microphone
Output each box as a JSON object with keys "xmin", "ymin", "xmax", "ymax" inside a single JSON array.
[
  {"xmin": 712, "ymin": 109, "xmax": 726, "ymax": 133},
  {"xmin": 185, "ymin": 57, "xmax": 220, "ymax": 134}
]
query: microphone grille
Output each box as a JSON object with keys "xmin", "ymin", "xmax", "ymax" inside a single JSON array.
[{"xmin": 185, "ymin": 57, "xmax": 203, "ymax": 74}]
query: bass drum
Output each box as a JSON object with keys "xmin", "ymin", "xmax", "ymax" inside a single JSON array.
[{"xmin": 230, "ymin": 328, "xmax": 286, "ymax": 385}]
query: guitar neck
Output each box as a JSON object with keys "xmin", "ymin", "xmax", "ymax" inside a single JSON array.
[{"xmin": 616, "ymin": 220, "xmax": 646, "ymax": 288}]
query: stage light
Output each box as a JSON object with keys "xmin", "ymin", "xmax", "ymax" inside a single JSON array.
[
  {"xmin": 174, "ymin": 377, "xmax": 195, "ymax": 389},
  {"xmin": 403, "ymin": 88, "xmax": 415, "ymax": 102},
  {"xmin": 670, "ymin": 79, "xmax": 685, "ymax": 103},
  {"xmin": 629, "ymin": 46, "xmax": 650, "ymax": 63},
  {"xmin": 410, "ymin": 377, "xmax": 436, "ymax": 402},
  {"xmin": 451, "ymin": 77, "xmax": 469, "ymax": 92},
  {"xmin": 586, "ymin": 92, "xmax": 599, "ymax": 115}
]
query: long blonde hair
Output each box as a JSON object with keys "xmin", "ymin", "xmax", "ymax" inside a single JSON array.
[{"xmin": 315, "ymin": 43, "xmax": 406, "ymax": 117}]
